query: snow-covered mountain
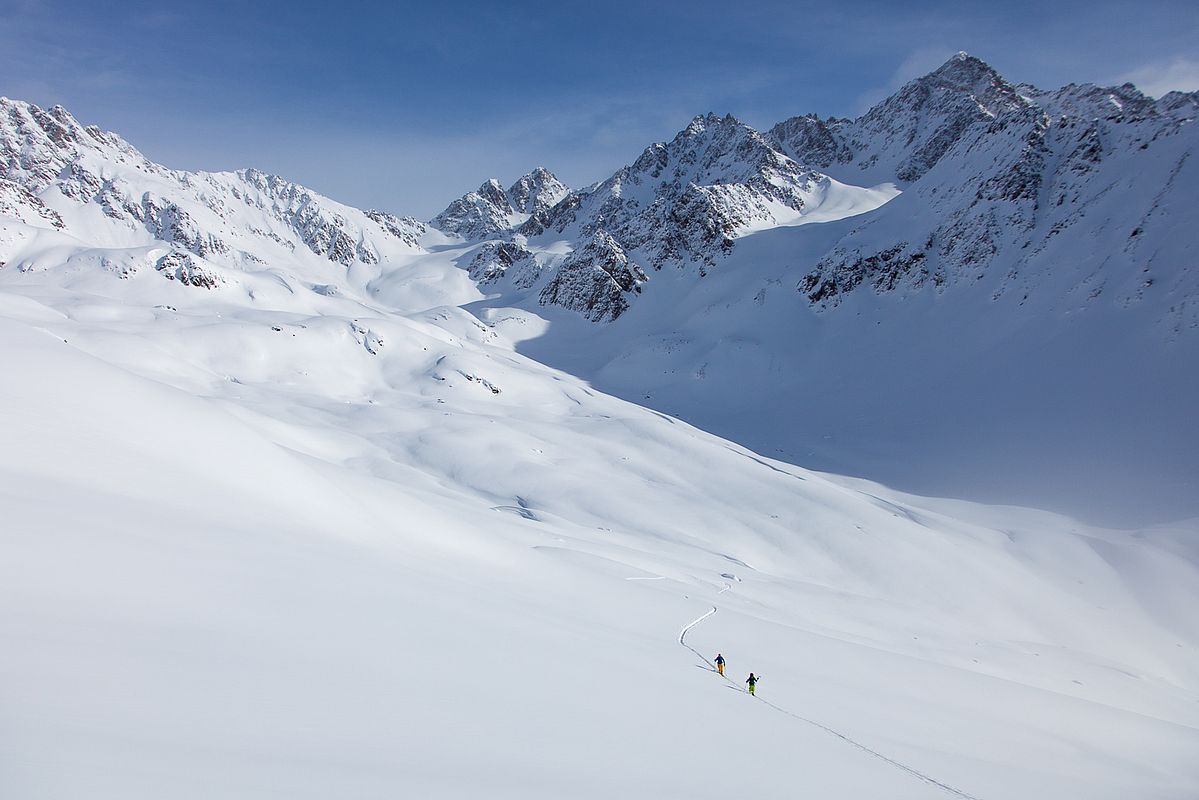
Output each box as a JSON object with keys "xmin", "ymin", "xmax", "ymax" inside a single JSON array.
[
  {"xmin": 428, "ymin": 53, "xmax": 1198, "ymax": 523},
  {"xmin": 435, "ymin": 53, "xmax": 1195, "ymax": 334},
  {"xmin": 774, "ymin": 54, "xmax": 1199, "ymax": 323},
  {"xmin": 3, "ymin": 55, "xmax": 1199, "ymax": 800},
  {"xmin": 770, "ymin": 51, "xmax": 1030, "ymax": 184},
  {"xmin": 0, "ymin": 97, "xmax": 433, "ymax": 297},
  {"xmin": 522, "ymin": 113, "xmax": 891, "ymax": 272},
  {"xmin": 539, "ymin": 230, "xmax": 648, "ymax": 321},
  {"xmin": 436, "ymin": 112, "xmax": 896, "ymax": 318},
  {"xmin": 4, "ymin": 49, "xmax": 1197, "ymax": 523},
  {"xmin": 431, "ymin": 167, "xmax": 569, "ymax": 240}
]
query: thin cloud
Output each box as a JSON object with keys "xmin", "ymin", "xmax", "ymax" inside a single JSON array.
[
  {"xmin": 1117, "ymin": 57, "xmax": 1199, "ymax": 97},
  {"xmin": 853, "ymin": 46, "xmax": 958, "ymax": 115}
]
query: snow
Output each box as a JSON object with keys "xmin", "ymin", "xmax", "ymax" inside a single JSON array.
[
  {"xmin": 498, "ymin": 204, "xmax": 1199, "ymax": 525},
  {"xmin": 2, "ymin": 62, "xmax": 1199, "ymax": 799},
  {"xmin": 735, "ymin": 179, "xmax": 900, "ymax": 233},
  {"xmin": 2, "ymin": 256, "xmax": 1198, "ymax": 798}
]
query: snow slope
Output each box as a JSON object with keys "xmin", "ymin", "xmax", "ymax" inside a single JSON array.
[
  {"xmin": 502, "ymin": 215, "xmax": 1199, "ymax": 525},
  {"xmin": 1, "ymin": 57, "xmax": 1198, "ymax": 799},
  {"xmin": 2, "ymin": 228, "xmax": 1199, "ymax": 798}
]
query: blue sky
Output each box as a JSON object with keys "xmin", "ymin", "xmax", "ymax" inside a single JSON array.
[{"xmin": 2, "ymin": 0, "xmax": 1197, "ymax": 217}]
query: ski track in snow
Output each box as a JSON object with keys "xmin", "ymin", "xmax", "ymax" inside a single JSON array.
[
  {"xmin": 677, "ymin": 599, "xmax": 984, "ymax": 800},
  {"xmin": 678, "ymin": 606, "xmax": 718, "ymax": 648}
]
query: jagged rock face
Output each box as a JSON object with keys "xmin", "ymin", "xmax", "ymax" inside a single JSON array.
[
  {"xmin": 155, "ymin": 250, "xmax": 223, "ymax": 289},
  {"xmin": 0, "ymin": 179, "xmax": 64, "ymax": 229},
  {"xmin": 432, "ymin": 168, "xmax": 570, "ymax": 240},
  {"xmin": 0, "ymin": 100, "xmax": 239, "ymax": 263},
  {"xmin": 532, "ymin": 113, "xmax": 825, "ymax": 273},
  {"xmin": 1030, "ymin": 81, "xmax": 1164, "ymax": 121},
  {"xmin": 502, "ymin": 113, "xmax": 853, "ymax": 319},
  {"xmin": 795, "ymin": 62, "xmax": 1199, "ymax": 321},
  {"xmin": 767, "ymin": 115, "xmax": 853, "ymax": 169},
  {"xmin": 142, "ymin": 193, "xmax": 231, "ymax": 259},
  {"xmin": 237, "ymin": 168, "xmax": 397, "ymax": 267},
  {"xmin": 446, "ymin": 55, "xmax": 1184, "ymax": 324},
  {"xmin": 468, "ymin": 240, "xmax": 534, "ymax": 284},
  {"xmin": 1155, "ymin": 91, "xmax": 1199, "ymax": 116},
  {"xmin": 771, "ymin": 53, "xmax": 1032, "ymax": 184},
  {"xmin": 539, "ymin": 231, "xmax": 647, "ymax": 322},
  {"xmin": 431, "ymin": 169, "xmax": 570, "ymax": 241},
  {"xmin": 1, "ymin": 101, "xmax": 158, "ymax": 232},
  {"xmin": 508, "ymin": 55, "xmax": 1070, "ymax": 322},
  {"xmin": 431, "ymin": 179, "xmax": 515, "ymax": 240},
  {"xmin": 506, "ymin": 166, "xmax": 569, "ymax": 216},
  {"xmin": 0, "ymin": 97, "xmax": 426, "ymax": 283},
  {"xmin": 364, "ymin": 209, "xmax": 425, "ymax": 249},
  {"xmin": 1, "ymin": 100, "xmax": 167, "ymax": 192},
  {"xmin": 851, "ymin": 52, "xmax": 1032, "ymax": 183},
  {"xmin": 440, "ymin": 53, "xmax": 1194, "ymax": 328}
]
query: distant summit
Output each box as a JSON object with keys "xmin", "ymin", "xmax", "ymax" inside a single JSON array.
[{"xmin": 431, "ymin": 167, "xmax": 569, "ymax": 240}]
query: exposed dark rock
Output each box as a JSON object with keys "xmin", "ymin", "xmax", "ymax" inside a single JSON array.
[
  {"xmin": 155, "ymin": 251, "xmax": 223, "ymax": 289},
  {"xmin": 468, "ymin": 241, "xmax": 534, "ymax": 283},
  {"xmin": 540, "ymin": 231, "xmax": 647, "ymax": 322}
]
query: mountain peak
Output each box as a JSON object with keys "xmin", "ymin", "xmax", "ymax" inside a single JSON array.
[
  {"xmin": 681, "ymin": 112, "xmax": 744, "ymax": 137},
  {"xmin": 526, "ymin": 166, "xmax": 556, "ymax": 181},
  {"xmin": 431, "ymin": 168, "xmax": 571, "ymax": 239},
  {"xmin": 476, "ymin": 178, "xmax": 508, "ymax": 205},
  {"xmin": 506, "ymin": 167, "xmax": 569, "ymax": 216},
  {"xmin": 922, "ymin": 51, "xmax": 1003, "ymax": 92},
  {"xmin": 1, "ymin": 97, "xmax": 158, "ymax": 194}
]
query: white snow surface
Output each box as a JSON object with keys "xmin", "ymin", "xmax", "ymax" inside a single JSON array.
[
  {"xmin": 2, "ymin": 59, "xmax": 1199, "ymax": 798},
  {"xmin": 2, "ymin": 238, "xmax": 1198, "ymax": 799}
]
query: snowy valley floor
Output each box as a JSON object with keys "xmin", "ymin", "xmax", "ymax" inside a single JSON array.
[{"xmin": 2, "ymin": 279, "xmax": 1199, "ymax": 800}]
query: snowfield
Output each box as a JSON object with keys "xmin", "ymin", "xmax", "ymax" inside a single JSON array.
[
  {"xmin": 2, "ymin": 269, "xmax": 1197, "ymax": 799},
  {"xmin": 2, "ymin": 51, "xmax": 1199, "ymax": 799}
]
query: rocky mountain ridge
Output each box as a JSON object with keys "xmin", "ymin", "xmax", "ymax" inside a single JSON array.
[
  {"xmin": 431, "ymin": 112, "xmax": 894, "ymax": 319},
  {"xmin": 430, "ymin": 53, "xmax": 1196, "ymax": 328},
  {"xmin": 0, "ymin": 97, "xmax": 428, "ymax": 293},
  {"xmin": 773, "ymin": 54, "xmax": 1198, "ymax": 330},
  {"xmin": 431, "ymin": 167, "xmax": 569, "ymax": 240},
  {"xmin": 10, "ymin": 53, "xmax": 1192, "ymax": 330},
  {"xmin": 2, "ymin": 54, "xmax": 1197, "ymax": 523},
  {"xmin": 523, "ymin": 113, "xmax": 834, "ymax": 273}
]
